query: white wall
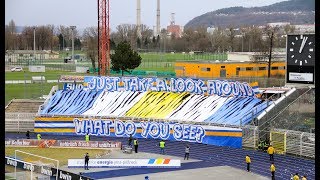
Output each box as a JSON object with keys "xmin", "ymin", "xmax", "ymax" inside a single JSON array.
[
  {"xmin": 76, "ymin": 66, "xmax": 89, "ymax": 73},
  {"xmin": 29, "ymin": 66, "xmax": 45, "ymax": 72}
]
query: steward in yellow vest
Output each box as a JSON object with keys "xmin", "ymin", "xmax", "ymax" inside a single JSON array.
[
  {"xmin": 245, "ymin": 155, "xmax": 251, "ymax": 172},
  {"xmin": 37, "ymin": 134, "xmax": 42, "ymax": 140},
  {"xmin": 270, "ymin": 162, "xmax": 276, "ymax": 180},
  {"xmin": 159, "ymin": 140, "xmax": 165, "ymax": 154},
  {"xmin": 85, "ymin": 134, "xmax": 90, "ymax": 142},
  {"xmin": 133, "ymin": 139, "xmax": 138, "ymax": 153},
  {"xmin": 267, "ymin": 145, "xmax": 275, "ymax": 161}
]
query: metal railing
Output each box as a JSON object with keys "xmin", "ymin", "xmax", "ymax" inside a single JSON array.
[
  {"xmin": 5, "ymin": 113, "xmax": 36, "ymax": 132},
  {"xmin": 242, "ymin": 125, "xmax": 258, "ymax": 149},
  {"xmin": 271, "ymin": 128, "xmax": 315, "ymax": 158},
  {"xmin": 6, "ymin": 113, "xmax": 36, "ymax": 119},
  {"xmin": 257, "ymin": 87, "xmax": 304, "ymax": 139},
  {"xmin": 269, "ymin": 88, "xmax": 315, "ymax": 132}
]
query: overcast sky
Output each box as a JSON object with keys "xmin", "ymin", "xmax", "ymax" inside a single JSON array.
[{"xmin": 6, "ymin": 0, "xmax": 286, "ymax": 31}]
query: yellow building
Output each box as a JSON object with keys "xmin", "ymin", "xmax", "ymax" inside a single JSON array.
[{"xmin": 175, "ymin": 61, "xmax": 286, "ymax": 78}]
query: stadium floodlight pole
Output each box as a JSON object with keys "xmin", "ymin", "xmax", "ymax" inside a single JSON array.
[
  {"xmin": 70, "ymin": 26, "xmax": 76, "ymax": 61},
  {"xmin": 33, "ymin": 27, "xmax": 36, "ymax": 61}
]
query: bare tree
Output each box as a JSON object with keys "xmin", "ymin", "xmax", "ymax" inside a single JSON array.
[
  {"xmin": 208, "ymin": 27, "xmax": 228, "ymax": 53},
  {"xmin": 264, "ymin": 25, "xmax": 279, "ymax": 78},
  {"xmin": 5, "ymin": 20, "xmax": 17, "ymax": 50},
  {"xmin": 113, "ymin": 24, "xmax": 137, "ymax": 48},
  {"xmin": 16, "ymin": 34, "xmax": 27, "ymax": 50},
  {"xmin": 284, "ymin": 24, "xmax": 296, "ymax": 35},
  {"xmin": 83, "ymin": 27, "xmax": 98, "ymax": 71},
  {"xmin": 226, "ymin": 25, "xmax": 236, "ymax": 52},
  {"xmin": 21, "ymin": 26, "xmax": 34, "ymax": 50},
  {"xmin": 36, "ymin": 25, "xmax": 52, "ymax": 50}
]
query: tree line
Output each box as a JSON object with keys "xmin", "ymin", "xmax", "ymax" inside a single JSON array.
[{"xmin": 5, "ymin": 19, "xmax": 295, "ymax": 54}]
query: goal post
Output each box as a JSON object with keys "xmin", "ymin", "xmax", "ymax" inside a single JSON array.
[
  {"xmin": 270, "ymin": 131, "xmax": 287, "ymax": 154},
  {"xmin": 14, "ymin": 150, "xmax": 59, "ymax": 180}
]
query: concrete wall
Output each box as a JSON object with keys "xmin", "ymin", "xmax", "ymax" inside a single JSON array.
[
  {"xmin": 76, "ymin": 66, "xmax": 89, "ymax": 73},
  {"xmin": 29, "ymin": 65, "xmax": 45, "ymax": 72}
]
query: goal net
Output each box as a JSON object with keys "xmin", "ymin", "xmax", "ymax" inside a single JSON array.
[{"xmin": 12, "ymin": 150, "xmax": 59, "ymax": 180}]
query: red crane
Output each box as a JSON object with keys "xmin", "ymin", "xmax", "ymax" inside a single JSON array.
[{"xmin": 98, "ymin": 0, "xmax": 110, "ymax": 76}]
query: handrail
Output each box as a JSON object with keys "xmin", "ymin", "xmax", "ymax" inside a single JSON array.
[
  {"xmin": 258, "ymin": 87, "xmax": 312, "ymax": 133},
  {"xmin": 256, "ymin": 87, "xmax": 296, "ymax": 120},
  {"xmin": 37, "ymin": 85, "xmax": 59, "ymax": 114},
  {"xmin": 5, "ymin": 99, "xmax": 14, "ymax": 109}
]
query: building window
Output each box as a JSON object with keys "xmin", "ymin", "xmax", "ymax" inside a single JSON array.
[
  {"xmin": 221, "ymin": 66, "xmax": 225, "ymax": 68},
  {"xmin": 175, "ymin": 66, "xmax": 185, "ymax": 70},
  {"xmin": 246, "ymin": 67, "xmax": 253, "ymax": 71},
  {"xmin": 259, "ymin": 67, "xmax": 266, "ymax": 70},
  {"xmin": 236, "ymin": 67, "xmax": 240, "ymax": 71},
  {"xmin": 271, "ymin": 67, "xmax": 278, "ymax": 70},
  {"xmin": 200, "ymin": 67, "xmax": 211, "ymax": 71}
]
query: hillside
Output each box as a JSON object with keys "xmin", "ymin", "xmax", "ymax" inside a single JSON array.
[{"xmin": 185, "ymin": 0, "xmax": 315, "ymax": 28}]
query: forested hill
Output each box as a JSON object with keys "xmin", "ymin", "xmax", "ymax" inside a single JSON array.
[{"xmin": 185, "ymin": 0, "xmax": 315, "ymax": 28}]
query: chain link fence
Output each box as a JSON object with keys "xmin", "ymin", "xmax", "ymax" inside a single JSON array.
[
  {"xmin": 271, "ymin": 129, "xmax": 315, "ymax": 158},
  {"xmin": 5, "ymin": 72, "xmax": 61, "ymax": 106},
  {"xmin": 258, "ymin": 88, "xmax": 311, "ymax": 140},
  {"xmin": 5, "ymin": 52, "xmax": 227, "ymax": 71},
  {"xmin": 268, "ymin": 88, "xmax": 315, "ymax": 132},
  {"xmin": 241, "ymin": 126, "xmax": 314, "ymax": 159},
  {"xmin": 242, "ymin": 125, "xmax": 258, "ymax": 149}
]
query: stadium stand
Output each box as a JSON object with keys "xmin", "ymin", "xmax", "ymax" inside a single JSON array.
[
  {"xmin": 6, "ymin": 99, "xmax": 44, "ymax": 113},
  {"xmin": 39, "ymin": 90, "xmax": 268, "ymax": 126},
  {"xmin": 5, "ymin": 99, "xmax": 44, "ymax": 132}
]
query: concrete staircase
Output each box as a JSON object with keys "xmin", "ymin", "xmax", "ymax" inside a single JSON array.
[
  {"xmin": 5, "ymin": 99, "xmax": 44, "ymax": 132},
  {"xmin": 5, "ymin": 99, "xmax": 44, "ymax": 113}
]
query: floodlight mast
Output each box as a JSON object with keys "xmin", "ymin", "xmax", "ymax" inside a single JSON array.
[{"xmin": 98, "ymin": 0, "xmax": 110, "ymax": 76}]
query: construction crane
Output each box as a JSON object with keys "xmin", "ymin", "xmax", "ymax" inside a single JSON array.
[{"xmin": 98, "ymin": 0, "xmax": 110, "ymax": 76}]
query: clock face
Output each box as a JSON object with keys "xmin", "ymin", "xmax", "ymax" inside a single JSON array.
[{"xmin": 287, "ymin": 34, "xmax": 315, "ymax": 66}]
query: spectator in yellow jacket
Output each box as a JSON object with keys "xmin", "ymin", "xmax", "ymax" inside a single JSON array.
[
  {"xmin": 270, "ymin": 162, "xmax": 275, "ymax": 180},
  {"xmin": 293, "ymin": 173, "xmax": 300, "ymax": 180},
  {"xmin": 267, "ymin": 145, "xmax": 275, "ymax": 161},
  {"xmin": 245, "ymin": 155, "xmax": 251, "ymax": 172}
]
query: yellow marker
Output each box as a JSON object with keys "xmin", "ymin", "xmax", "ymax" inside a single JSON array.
[{"xmin": 155, "ymin": 158, "xmax": 163, "ymax": 164}]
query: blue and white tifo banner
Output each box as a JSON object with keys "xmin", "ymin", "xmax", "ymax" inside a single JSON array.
[
  {"xmin": 35, "ymin": 118, "xmax": 242, "ymax": 148},
  {"xmin": 83, "ymin": 76, "xmax": 255, "ymax": 97},
  {"xmin": 63, "ymin": 82, "xmax": 85, "ymax": 90},
  {"xmin": 68, "ymin": 158, "xmax": 181, "ymax": 168}
]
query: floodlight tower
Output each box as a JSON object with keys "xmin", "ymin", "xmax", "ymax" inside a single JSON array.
[
  {"xmin": 98, "ymin": 0, "xmax": 110, "ymax": 76},
  {"xmin": 137, "ymin": 0, "xmax": 142, "ymax": 38}
]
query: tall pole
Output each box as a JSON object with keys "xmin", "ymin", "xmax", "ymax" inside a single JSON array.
[
  {"xmin": 98, "ymin": 0, "xmax": 100, "ymax": 75},
  {"xmin": 268, "ymin": 31, "xmax": 274, "ymax": 78},
  {"xmin": 242, "ymin": 34, "xmax": 244, "ymax": 52},
  {"xmin": 156, "ymin": 0, "xmax": 160, "ymax": 37},
  {"xmin": 33, "ymin": 27, "xmax": 36, "ymax": 61},
  {"xmin": 137, "ymin": 0, "xmax": 141, "ymax": 38},
  {"xmin": 70, "ymin": 26, "xmax": 76, "ymax": 61}
]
